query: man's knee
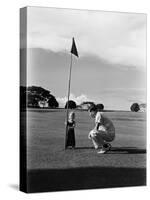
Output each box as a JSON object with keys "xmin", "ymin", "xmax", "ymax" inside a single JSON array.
[{"xmin": 89, "ymin": 130, "xmax": 97, "ymax": 138}]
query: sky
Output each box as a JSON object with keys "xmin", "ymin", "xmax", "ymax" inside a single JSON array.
[{"xmin": 25, "ymin": 7, "xmax": 146, "ymax": 110}]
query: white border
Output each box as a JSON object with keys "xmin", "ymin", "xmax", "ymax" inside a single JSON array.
[{"xmin": 0, "ymin": 0, "xmax": 149, "ymax": 199}]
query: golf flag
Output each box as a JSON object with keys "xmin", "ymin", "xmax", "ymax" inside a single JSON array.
[{"xmin": 71, "ymin": 37, "xmax": 79, "ymax": 57}]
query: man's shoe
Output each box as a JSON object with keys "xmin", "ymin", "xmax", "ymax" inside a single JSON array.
[{"xmin": 97, "ymin": 148, "xmax": 106, "ymax": 154}]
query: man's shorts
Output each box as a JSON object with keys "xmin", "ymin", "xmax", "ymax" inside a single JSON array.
[{"xmin": 89, "ymin": 128, "xmax": 115, "ymax": 142}]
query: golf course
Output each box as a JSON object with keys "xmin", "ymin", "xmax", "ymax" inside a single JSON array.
[{"xmin": 22, "ymin": 109, "xmax": 146, "ymax": 192}]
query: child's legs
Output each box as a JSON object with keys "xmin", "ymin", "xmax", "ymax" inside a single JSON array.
[
  {"xmin": 71, "ymin": 129, "xmax": 75, "ymax": 147},
  {"xmin": 66, "ymin": 127, "xmax": 75, "ymax": 147}
]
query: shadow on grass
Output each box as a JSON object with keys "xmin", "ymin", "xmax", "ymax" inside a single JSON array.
[
  {"xmin": 25, "ymin": 166, "xmax": 146, "ymax": 193},
  {"xmin": 9, "ymin": 184, "xmax": 19, "ymax": 191},
  {"xmin": 74, "ymin": 147, "xmax": 146, "ymax": 154}
]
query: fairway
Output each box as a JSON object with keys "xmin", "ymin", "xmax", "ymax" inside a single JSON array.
[
  {"xmin": 25, "ymin": 109, "xmax": 146, "ymax": 169},
  {"xmin": 21, "ymin": 109, "xmax": 146, "ymax": 192}
]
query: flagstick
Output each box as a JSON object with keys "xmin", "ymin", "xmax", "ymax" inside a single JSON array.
[{"xmin": 65, "ymin": 53, "xmax": 73, "ymax": 149}]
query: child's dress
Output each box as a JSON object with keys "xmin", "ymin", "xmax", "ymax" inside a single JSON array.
[{"xmin": 66, "ymin": 121, "xmax": 76, "ymax": 148}]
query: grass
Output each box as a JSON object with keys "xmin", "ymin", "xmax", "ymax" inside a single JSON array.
[
  {"xmin": 21, "ymin": 109, "xmax": 146, "ymax": 192},
  {"xmin": 26, "ymin": 109, "xmax": 146, "ymax": 169}
]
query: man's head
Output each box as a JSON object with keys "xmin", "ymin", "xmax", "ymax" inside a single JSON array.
[{"xmin": 89, "ymin": 105, "xmax": 97, "ymax": 118}]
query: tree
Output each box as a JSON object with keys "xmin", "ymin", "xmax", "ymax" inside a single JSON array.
[
  {"xmin": 80, "ymin": 101, "xmax": 95, "ymax": 110},
  {"xmin": 130, "ymin": 103, "xmax": 140, "ymax": 112},
  {"xmin": 81, "ymin": 101, "xmax": 95, "ymax": 106},
  {"xmin": 48, "ymin": 95, "xmax": 59, "ymax": 108},
  {"xmin": 27, "ymin": 93, "xmax": 39, "ymax": 107},
  {"xmin": 96, "ymin": 103, "xmax": 104, "ymax": 111},
  {"xmin": 21, "ymin": 86, "xmax": 59, "ymax": 108},
  {"xmin": 65, "ymin": 100, "xmax": 77, "ymax": 109},
  {"xmin": 27, "ymin": 86, "xmax": 51, "ymax": 98}
]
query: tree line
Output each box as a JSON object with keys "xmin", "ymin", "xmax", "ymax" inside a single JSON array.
[{"xmin": 20, "ymin": 86, "xmax": 146, "ymax": 112}]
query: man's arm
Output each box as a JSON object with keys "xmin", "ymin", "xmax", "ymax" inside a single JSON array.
[
  {"xmin": 94, "ymin": 122, "xmax": 100, "ymax": 130},
  {"xmin": 94, "ymin": 112, "xmax": 102, "ymax": 130}
]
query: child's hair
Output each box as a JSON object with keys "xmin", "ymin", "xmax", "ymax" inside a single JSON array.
[{"xmin": 89, "ymin": 105, "xmax": 97, "ymax": 112}]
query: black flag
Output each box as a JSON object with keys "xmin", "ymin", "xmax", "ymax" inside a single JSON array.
[{"xmin": 71, "ymin": 37, "xmax": 79, "ymax": 57}]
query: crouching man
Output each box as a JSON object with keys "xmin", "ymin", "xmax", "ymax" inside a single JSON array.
[{"xmin": 88, "ymin": 105, "xmax": 115, "ymax": 154}]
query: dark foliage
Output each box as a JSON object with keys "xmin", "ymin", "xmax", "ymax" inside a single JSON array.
[
  {"xmin": 65, "ymin": 100, "xmax": 77, "ymax": 109},
  {"xmin": 48, "ymin": 96, "xmax": 59, "ymax": 108},
  {"xmin": 20, "ymin": 86, "xmax": 59, "ymax": 108},
  {"xmin": 80, "ymin": 101, "xmax": 95, "ymax": 110},
  {"xmin": 130, "ymin": 103, "xmax": 140, "ymax": 112},
  {"xmin": 96, "ymin": 103, "xmax": 104, "ymax": 111},
  {"xmin": 81, "ymin": 101, "xmax": 95, "ymax": 106}
]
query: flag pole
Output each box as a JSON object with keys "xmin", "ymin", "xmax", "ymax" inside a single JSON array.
[{"xmin": 65, "ymin": 52, "xmax": 73, "ymax": 149}]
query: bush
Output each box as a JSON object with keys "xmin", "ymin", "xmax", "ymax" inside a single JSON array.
[
  {"xmin": 130, "ymin": 103, "xmax": 140, "ymax": 112},
  {"xmin": 48, "ymin": 95, "xmax": 59, "ymax": 108},
  {"xmin": 65, "ymin": 100, "xmax": 77, "ymax": 109},
  {"xmin": 80, "ymin": 101, "xmax": 95, "ymax": 110},
  {"xmin": 96, "ymin": 104, "xmax": 104, "ymax": 111}
]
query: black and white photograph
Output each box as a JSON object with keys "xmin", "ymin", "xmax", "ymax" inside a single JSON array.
[{"xmin": 20, "ymin": 6, "xmax": 146, "ymax": 193}]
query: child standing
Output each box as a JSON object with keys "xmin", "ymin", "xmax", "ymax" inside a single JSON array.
[
  {"xmin": 65, "ymin": 111, "xmax": 76, "ymax": 149},
  {"xmin": 88, "ymin": 105, "xmax": 115, "ymax": 154}
]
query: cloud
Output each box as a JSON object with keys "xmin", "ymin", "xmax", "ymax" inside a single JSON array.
[
  {"xmin": 56, "ymin": 88, "xmax": 146, "ymax": 110},
  {"xmin": 57, "ymin": 93, "xmax": 93, "ymax": 107},
  {"xmin": 27, "ymin": 7, "xmax": 146, "ymax": 70}
]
